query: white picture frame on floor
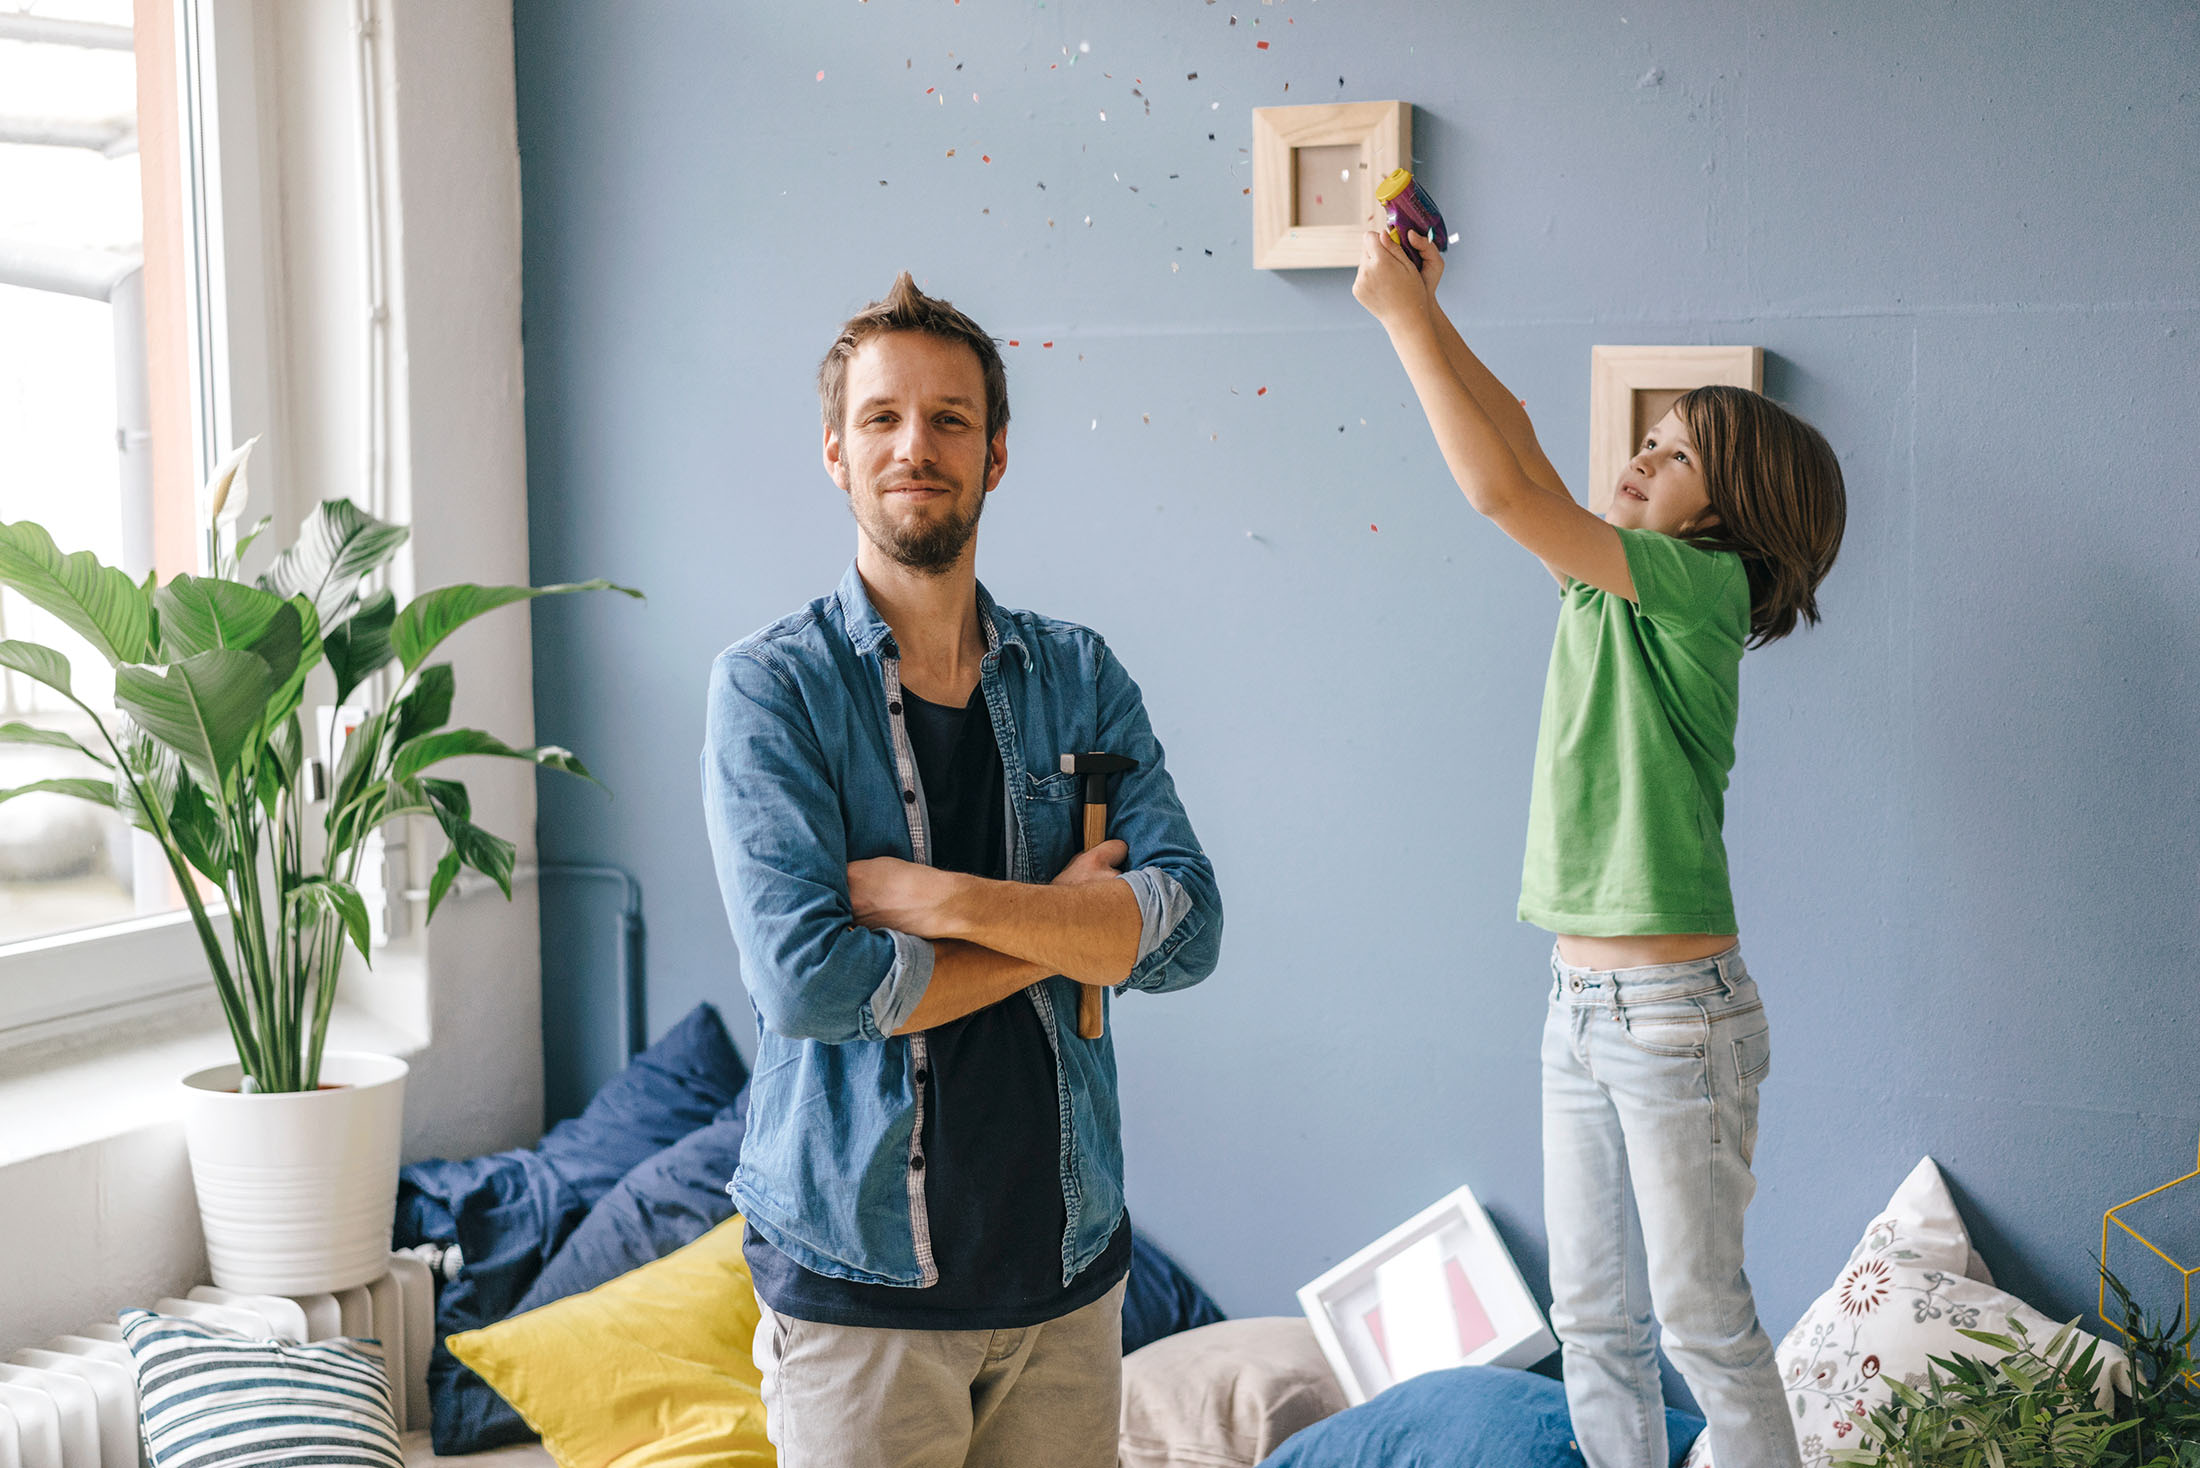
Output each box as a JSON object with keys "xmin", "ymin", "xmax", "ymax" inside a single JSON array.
[{"xmin": 1297, "ymin": 1184, "xmax": 1558, "ymax": 1405}]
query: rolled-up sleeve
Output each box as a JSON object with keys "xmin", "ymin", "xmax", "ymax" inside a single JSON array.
[
  {"xmin": 702, "ymin": 647, "xmax": 933, "ymax": 1041},
  {"xmin": 1090, "ymin": 642, "xmax": 1222, "ymax": 994}
]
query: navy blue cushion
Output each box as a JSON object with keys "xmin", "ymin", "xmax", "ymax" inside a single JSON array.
[
  {"xmin": 1123, "ymin": 1229, "xmax": 1226, "ymax": 1354},
  {"xmin": 410, "ymin": 1004, "xmax": 749, "ymax": 1455},
  {"xmin": 1256, "ymin": 1366, "xmax": 1705, "ymax": 1468}
]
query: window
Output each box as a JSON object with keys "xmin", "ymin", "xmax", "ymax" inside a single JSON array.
[{"xmin": 0, "ymin": 0, "xmax": 254, "ymax": 1042}]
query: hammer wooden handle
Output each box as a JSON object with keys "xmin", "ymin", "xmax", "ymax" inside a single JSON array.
[{"xmin": 1078, "ymin": 805, "xmax": 1108, "ymax": 1040}]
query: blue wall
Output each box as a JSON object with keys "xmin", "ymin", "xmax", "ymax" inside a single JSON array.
[{"xmin": 514, "ymin": 0, "xmax": 2200, "ymax": 1349}]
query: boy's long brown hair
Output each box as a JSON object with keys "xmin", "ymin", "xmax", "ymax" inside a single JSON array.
[
  {"xmin": 1674, "ymin": 385, "xmax": 1846, "ymax": 646},
  {"xmin": 817, "ymin": 272, "xmax": 1011, "ymax": 441}
]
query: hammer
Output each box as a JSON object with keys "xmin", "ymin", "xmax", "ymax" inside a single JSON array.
[{"xmin": 1060, "ymin": 751, "xmax": 1139, "ymax": 1040}]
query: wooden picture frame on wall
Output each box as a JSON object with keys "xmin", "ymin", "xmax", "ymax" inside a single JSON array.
[
  {"xmin": 1587, "ymin": 345, "xmax": 1763, "ymax": 514},
  {"xmin": 1252, "ymin": 101, "xmax": 1410, "ymax": 269}
]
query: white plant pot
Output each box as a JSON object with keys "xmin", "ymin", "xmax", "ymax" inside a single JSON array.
[{"xmin": 180, "ymin": 1051, "xmax": 409, "ymax": 1295}]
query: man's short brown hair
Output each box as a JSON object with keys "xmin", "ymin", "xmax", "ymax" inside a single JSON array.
[{"xmin": 817, "ymin": 272, "xmax": 1011, "ymax": 441}]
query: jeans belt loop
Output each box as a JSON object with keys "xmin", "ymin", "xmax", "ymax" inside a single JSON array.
[{"xmin": 1608, "ymin": 973, "xmax": 1622, "ymax": 1021}]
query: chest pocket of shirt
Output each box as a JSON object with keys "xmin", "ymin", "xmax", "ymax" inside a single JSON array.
[{"xmin": 1023, "ymin": 769, "xmax": 1083, "ymax": 881}]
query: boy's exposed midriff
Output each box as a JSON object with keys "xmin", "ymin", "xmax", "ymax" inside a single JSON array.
[{"xmin": 1556, "ymin": 932, "xmax": 1739, "ymax": 970}]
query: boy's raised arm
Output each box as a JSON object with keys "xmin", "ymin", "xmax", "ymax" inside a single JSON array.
[{"xmin": 1355, "ymin": 227, "xmax": 1634, "ymax": 598}]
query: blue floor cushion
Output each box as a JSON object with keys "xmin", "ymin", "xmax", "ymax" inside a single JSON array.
[
  {"xmin": 1124, "ymin": 1229, "xmax": 1227, "ymax": 1355},
  {"xmin": 406, "ymin": 1003, "xmax": 749, "ymax": 1454},
  {"xmin": 433, "ymin": 1094, "xmax": 756, "ymax": 1452},
  {"xmin": 1257, "ymin": 1366, "xmax": 1705, "ymax": 1468}
]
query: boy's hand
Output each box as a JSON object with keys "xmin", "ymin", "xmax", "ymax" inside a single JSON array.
[
  {"xmin": 1352, "ymin": 228, "xmax": 1432, "ymax": 332},
  {"xmin": 1407, "ymin": 230, "xmax": 1444, "ymax": 296}
]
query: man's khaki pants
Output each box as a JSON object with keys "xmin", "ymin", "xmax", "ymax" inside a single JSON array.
[{"xmin": 752, "ymin": 1279, "xmax": 1127, "ymax": 1468}]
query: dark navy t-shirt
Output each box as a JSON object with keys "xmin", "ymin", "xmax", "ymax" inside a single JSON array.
[{"xmin": 744, "ymin": 682, "xmax": 1131, "ymax": 1328}]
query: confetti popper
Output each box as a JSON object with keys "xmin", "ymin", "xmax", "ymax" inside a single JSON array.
[{"xmin": 1375, "ymin": 168, "xmax": 1448, "ymax": 269}]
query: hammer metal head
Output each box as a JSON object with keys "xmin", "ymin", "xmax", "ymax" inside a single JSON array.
[{"xmin": 1059, "ymin": 752, "xmax": 1138, "ymax": 778}]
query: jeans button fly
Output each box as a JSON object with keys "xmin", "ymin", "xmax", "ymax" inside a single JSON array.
[{"xmin": 1569, "ymin": 976, "xmax": 1584, "ymax": 993}]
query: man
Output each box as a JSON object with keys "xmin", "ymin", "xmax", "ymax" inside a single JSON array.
[{"xmin": 701, "ymin": 272, "xmax": 1223, "ymax": 1468}]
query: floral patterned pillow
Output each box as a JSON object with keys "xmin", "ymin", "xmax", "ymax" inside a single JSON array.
[{"xmin": 1682, "ymin": 1158, "xmax": 2127, "ymax": 1468}]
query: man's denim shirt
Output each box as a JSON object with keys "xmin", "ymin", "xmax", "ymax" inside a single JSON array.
[{"xmin": 702, "ymin": 564, "xmax": 1222, "ymax": 1289}]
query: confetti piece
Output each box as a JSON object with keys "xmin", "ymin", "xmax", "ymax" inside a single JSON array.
[
  {"xmin": 815, "ymin": 70, "xmax": 825, "ymax": 81},
  {"xmin": 1370, "ymin": 524, "xmax": 1379, "ymax": 532},
  {"xmin": 1084, "ymin": 215, "xmax": 1092, "ymax": 226},
  {"xmin": 926, "ymin": 87, "xmax": 935, "ymax": 93},
  {"xmin": 1257, "ymin": 386, "xmax": 1268, "ymax": 395},
  {"xmin": 1188, "ymin": 71, "xmax": 1199, "ymax": 79},
  {"xmin": 1042, "ymin": 341, "xmax": 1054, "ymax": 348},
  {"xmin": 1091, "ymin": 419, "xmax": 1098, "ymax": 430},
  {"xmin": 1448, "ymin": 231, "xmax": 1461, "ymax": 244},
  {"xmin": 1007, "ymin": 339, "xmax": 1020, "ymax": 346},
  {"xmin": 1257, "ymin": 39, "xmax": 1270, "ymax": 49},
  {"xmin": 1079, "ymin": 40, "xmax": 1090, "ymax": 51},
  {"xmin": 1242, "ymin": 187, "xmax": 1251, "ymax": 194},
  {"xmin": 946, "ymin": 148, "xmax": 956, "ymax": 156},
  {"xmin": 1170, "ymin": 262, "xmax": 1179, "ymax": 272},
  {"xmin": 1099, "ymin": 110, "xmax": 1107, "ymax": 120},
  {"xmin": 1211, "ymin": 101, "xmax": 1220, "ymax": 110},
  {"xmin": 981, "ymin": 154, "xmax": 992, "ymax": 162},
  {"xmin": 1143, "ymin": 413, "xmax": 1151, "ymax": 423}
]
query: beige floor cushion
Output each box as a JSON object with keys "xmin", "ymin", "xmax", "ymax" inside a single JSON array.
[{"xmin": 1120, "ymin": 1317, "xmax": 1349, "ymax": 1468}]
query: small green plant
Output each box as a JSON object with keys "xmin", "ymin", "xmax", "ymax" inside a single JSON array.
[
  {"xmin": 1833, "ymin": 1267, "xmax": 2200, "ymax": 1468},
  {"xmin": 0, "ymin": 444, "xmax": 638, "ymax": 1092}
]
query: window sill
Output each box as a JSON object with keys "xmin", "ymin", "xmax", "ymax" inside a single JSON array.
[{"xmin": 0, "ymin": 996, "xmax": 426, "ymax": 1172}]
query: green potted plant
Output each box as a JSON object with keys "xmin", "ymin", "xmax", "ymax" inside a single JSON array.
[
  {"xmin": 0, "ymin": 442, "xmax": 638, "ymax": 1292},
  {"xmin": 1832, "ymin": 1267, "xmax": 2200, "ymax": 1468}
]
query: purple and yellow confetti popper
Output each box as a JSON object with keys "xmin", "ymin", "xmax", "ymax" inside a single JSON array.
[{"xmin": 1376, "ymin": 168, "xmax": 1448, "ymax": 268}]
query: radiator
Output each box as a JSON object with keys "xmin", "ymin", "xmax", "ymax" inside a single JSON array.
[{"xmin": 0, "ymin": 1252, "xmax": 434, "ymax": 1468}]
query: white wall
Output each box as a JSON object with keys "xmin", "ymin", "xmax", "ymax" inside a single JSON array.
[{"xmin": 0, "ymin": 0, "xmax": 543, "ymax": 1350}]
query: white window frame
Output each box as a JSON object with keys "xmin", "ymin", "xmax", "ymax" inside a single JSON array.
[{"xmin": 0, "ymin": 0, "xmax": 280, "ymax": 1054}]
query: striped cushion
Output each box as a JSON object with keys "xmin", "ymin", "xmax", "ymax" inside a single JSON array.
[{"xmin": 119, "ymin": 1308, "xmax": 403, "ymax": 1468}]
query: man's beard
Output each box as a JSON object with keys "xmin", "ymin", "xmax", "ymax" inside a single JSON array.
[{"xmin": 851, "ymin": 475, "xmax": 986, "ymax": 574}]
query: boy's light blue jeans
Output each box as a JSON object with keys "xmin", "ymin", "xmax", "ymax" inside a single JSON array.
[{"xmin": 1542, "ymin": 946, "xmax": 1799, "ymax": 1468}]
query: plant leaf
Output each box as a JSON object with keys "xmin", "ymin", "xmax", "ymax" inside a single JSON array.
[
  {"xmin": 391, "ymin": 579, "xmax": 642, "ymax": 674},
  {"xmin": 392, "ymin": 663, "xmax": 455, "ymax": 748},
  {"xmin": 260, "ymin": 596, "xmax": 322, "ymax": 733},
  {"xmin": 426, "ymin": 849, "xmax": 462, "ymax": 924},
  {"xmin": 391, "ymin": 727, "xmax": 599, "ymax": 786},
  {"xmin": 114, "ymin": 649, "xmax": 277, "ymax": 797},
  {"xmin": 258, "ymin": 498, "xmax": 410, "ymax": 632},
  {"xmin": 0, "ymin": 721, "xmax": 110, "ymax": 765},
  {"xmin": 0, "ymin": 521, "xmax": 152, "ymax": 665},
  {"xmin": 325, "ymin": 587, "xmax": 396, "ymax": 704},
  {"xmin": 154, "ymin": 575, "xmax": 288, "ymax": 659},
  {"xmin": 421, "ymin": 778, "xmax": 514, "ymax": 903},
  {"xmin": 289, "ymin": 877, "xmax": 373, "ymax": 965},
  {"xmin": 0, "ymin": 776, "xmax": 117, "ymax": 809},
  {"xmin": 0, "ymin": 639, "xmax": 79, "ymax": 702},
  {"xmin": 231, "ymin": 514, "xmax": 274, "ymax": 566}
]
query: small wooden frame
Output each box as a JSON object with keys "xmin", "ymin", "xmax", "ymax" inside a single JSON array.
[
  {"xmin": 1252, "ymin": 101, "xmax": 1409, "ymax": 269},
  {"xmin": 1588, "ymin": 345, "xmax": 1763, "ymax": 513}
]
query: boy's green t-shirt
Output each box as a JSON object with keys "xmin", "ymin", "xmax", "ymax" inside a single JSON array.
[{"xmin": 1518, "ymin": 528, "xmax": 1751, "ymax": 937}]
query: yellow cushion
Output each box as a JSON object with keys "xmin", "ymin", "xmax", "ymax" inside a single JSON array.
[{"xmin": 446, "ymin": 1216, "xmax": 774, "ymax": 1468}]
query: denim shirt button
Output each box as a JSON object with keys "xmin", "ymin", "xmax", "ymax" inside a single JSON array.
[
  {"xmin": 889, "ymin": 701, "xmax": 903, "ymax": 715},
  {"xmin": 909, "ymin": 1153, "xmax": 926, "ymax": 1172},
  {"xmin": 914, "ymin": 1067, "xmax": 929, "ymax": 1085},
  {"xmin": 902, "ymin": 788, "xmax": 916, "ymax": 803}
]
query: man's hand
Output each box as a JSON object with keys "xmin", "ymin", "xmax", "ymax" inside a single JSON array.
[
  {"xmin": 847, "ymin": 856, "xmax": 961, "ymax": 937},
  {"xmin": 1353, "ymin": 225, "xmax": 1433, "ymax": 332},
  {"xmin": 1052, "ymin": 838, "xmax": 1126, "ymax": 887}
]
